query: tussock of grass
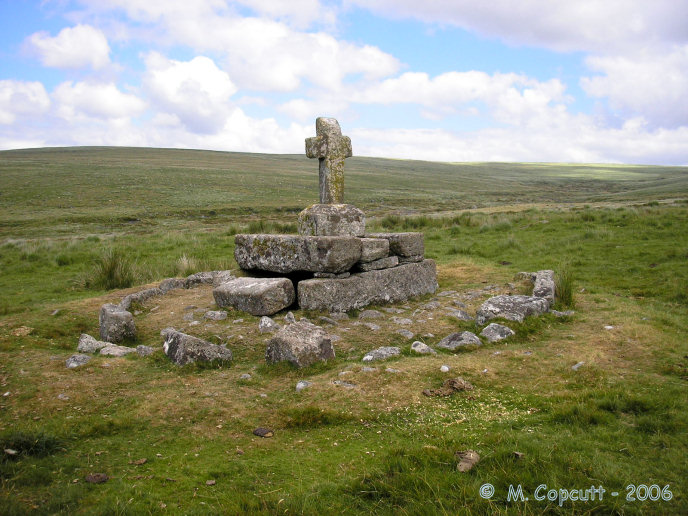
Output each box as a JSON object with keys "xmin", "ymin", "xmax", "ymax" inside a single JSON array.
[
  {"xmin": 555, "ymin": 264, "xmax": 575, "ymax": 308},
  {"xmin": 0, "ymin": 432, "xmax": 63, "ymax": 459},
  {"xmin": 84, "ymin": 248, "xmax": 136, "ymax": 290}
]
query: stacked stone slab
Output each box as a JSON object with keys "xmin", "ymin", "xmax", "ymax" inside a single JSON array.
[{"xmin": 214, "ymin": 117, "xmax": 438, "ymax": 315}]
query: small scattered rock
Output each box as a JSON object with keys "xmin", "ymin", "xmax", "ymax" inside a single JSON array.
[
  {"xmin": 329, "ymin": 312, "xmax": 349, "ymax": 321},
  {"xmin": 604, "ymin": 325, "xmax": 614, "ymax": 330},
  {"xmin": 332, "ymin": 380, "xmax": 356, "ymax": 389},
  {"xmin": 359, "ymin": 310, "xmax": 383, "ymax": 320},
  {"xmin": 362, "ymin": 346, "xmax": 401, "ymax": 362},
  {"xmin": 206, "ymin": 479, "xmax": 216, "ymax": 486},
  {"xmin": 66, "ymin": 354, "xmax": 91, "ymax": 369},
  {"xmin": 410, "ymin": 341, "xmax": 436, "ymax": 354},
  {"xmin": 391, "ymin": 316, "xmax": 413, "ymax": 326},
  {"xmin": 4, "ymin": 448, "xmax": 18, "ymax": 457},
  {"xmin": 318, "ymin": 316, "xmax": 337, "ymax": 326},
  {"xmin": 204, "ymin": 310, "xmax": 227, "ymax": 321},
  {"xmin": 295, "ymin": 380, "xmax": 312, "ymax": 392},
  {"xmin": 129, "ymin": 458, "xmax": 147, "ymax": 465},
  {"xmin": 513, "ymin": 451, "xmax": 525, "ymax": 460},
  {"xmin": 362, "ymin": 322, "xmax": 380, "ymax": 331},
  {"xmin": 385, "ymin": 367, "xmax": 401, "ymax": 373},
  {"xmin": 422, "ymin": 301, "xmax": 441, "ymax": 310},
  {"xmin": 284, "ymin": 312, "xmax": 296, "ymax": 323},
  {"xmin": 239, "ymin": 373, "xmax": 252, "ymax": 380},
  {"xmin": 258, "ymin": 316, "xmax": 280, "ymax": 333},
  {"xmin": 99, "ymin": 344, "xmax": 136, "ymax": 357},
  {"xmin": 361, "ymin": 366, "xmax": 376, "ymax": 372},
  {"xmin": 480, "ymin": 323, "xmax": 515, "ymax": 343},
  {"xmin": 437, "ymin": 332, "xmax": 481, "ymax": 351},
  {"xmin": 57, "ymin": 393, "xmax": 70, "ymax": 401},
  {"xmin": 77, "ymin": 334, "xmax": 109, "ymax": 353},
  {"xmin": 572, "ymin": 361, "xmax": 585, "ymax": 371},
  {"xmin": 440, "ymin": 365, "xmax": 450, "ymax": 373},
  {"xmin": 253, "ymin": 427, "xmax": 274, "ymax": 438},
  {"xmin": 232, "ymin": 318, "xmax": 244, "ymax": 324},
  {"xmin": 136, "ymin": 345, "xmax": 154, "ymax": 357},
  {"xmin": 456, "ymin": 450, "xmax": 480, "ymax": 472},
  {"xmin": 445, "ymin": 309, "xmax": 473, "ymax": 322},
  {"xmin": 382, "ymin": 307, "xmax": 405, "ymax": 314},
  {"xmin": 51, "ymin": 309, "xmax": 61, "ymax": 316},
  {"xmin": 396, "ymin": 329, "xmax": 414, "ymax": 339}
]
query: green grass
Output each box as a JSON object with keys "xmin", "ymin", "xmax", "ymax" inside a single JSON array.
[{"xmin": 0, "ymin": 147, "xmax": 687, "ymax": 514}]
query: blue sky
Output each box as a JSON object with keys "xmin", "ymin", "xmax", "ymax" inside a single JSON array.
[{"xmin": 1, "ymin": 0, "xmax": 687, "ymax": 164}]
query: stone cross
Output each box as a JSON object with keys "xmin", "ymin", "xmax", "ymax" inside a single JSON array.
[{"xmin": 305, "ymin": 117, "xmax": 352, "ymax": 204}]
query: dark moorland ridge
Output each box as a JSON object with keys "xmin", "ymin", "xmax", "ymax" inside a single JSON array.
[{"xmin": 2, "ymin": 146, "xmax": 687, "ymax": 235}]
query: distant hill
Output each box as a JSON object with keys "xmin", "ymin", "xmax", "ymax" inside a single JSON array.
[{"xmin": 1, "ymin": 146, "xmax": 687, "ymax": 236}]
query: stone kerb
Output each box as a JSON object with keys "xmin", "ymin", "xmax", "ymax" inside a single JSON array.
[
  {"xmin": 213, "ymin": 277, "xmax": 295, "ymax": 316},
  {"xmin": 298, "ymin": 259, "xmax": 438, "ymax": 312},
  {"xmin": 234, "ymin": 234, "xmax": 362, "ymax": 274}
]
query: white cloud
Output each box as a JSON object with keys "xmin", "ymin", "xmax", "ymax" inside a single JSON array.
[
  {"xmin": 52, "ymin": 81, "xmax": 146, "ymax": 120},
  {"xmin": 143, "ymin": 53, "xmax": 237, "ymax": 133},
  {"xmin": 350, "ymin": 71, "xmax": 570, "ymax": 127},
  {"xmin": 0, "ymin": 80, "xmax": 51, "ymax": 125},
  {"xmin": 73, "ymin": 1, "xmax": 400, "ymax": 92},
  {"xmin": 353, "ymin": 117, "xmax": 688, "ymax": 165},
  {"xmin": 581, "ymin": 45, "xmax": 688, "ymax": 128},
  {"xmin": 346, "ymin": 0, "xmax": 688, "ymax": 53},
  {"xmin": 234, "ymin": 0, "xmax": 335, "ymax": 28},
  {"xmin": 26, "ymin": 24, "xmax": 111, "ymax": 70}
]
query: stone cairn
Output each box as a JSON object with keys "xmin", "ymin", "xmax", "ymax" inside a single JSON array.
[{"xmin": 213, "ymin": 117, "xmax": 438, "ymax": 316}]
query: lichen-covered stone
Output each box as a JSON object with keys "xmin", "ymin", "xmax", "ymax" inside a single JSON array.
[
  {"xmin": 163, "ymin": 329, "xmax": 233, "ymax": 366},
  {"xmin": 475, "ymin": 295, "xmax": 550, "ymax": 325},
  {"xmin": 159, "ymin": 277, "xmax": 185, "ymax": 293},
  {"xmin": 213, "ymin": 277, "xmax": 295, "ymax": 316},
  {"xmin": 66, "ymin": 354, "xmax": 91, "ymax": 369},
  {"xmin": 480, "ymin": 323, "xmax": 515, "ymax": 342},
  {"xmin": 366, "ymin": 232, "xmax": 424, "ymax": 257},
  {"xmin": 234, "ymin": 234, "xmax": 362, "ymax": 274},
  {"xmin": 362, "ymin": 346, "xmax": 400, "ymax": 362},
  {"xmin": 357, "ymin": 255, "xmax": 398, "ymax": 272},
  {"xmin": 77, "ymin": 334, "xmax": 109, "ymax": 353},
  {"xmin": 298, "ymin": 204, "xmax": 365, "ymax": 237},
  {"xmin": 360, "ymin": 238, "xmax": 389, "ymax": 262},
  {"xmin": 398, "ymin": 255, "xmax": 423, "ymax": 264},
  {"xmin": 100, "ymin": 344, "xmax": 136, "ymax": 357},
  {"xmin": 533, "ymin": 270, "xmax": 555, "ymax": 306},
  {"xmin": 436, "ymin": 332, "xmax": 481, "ymax": 350},
  {"xmin": 99, "ymin": 304, "xmax": 135, "ymax": 343},
  {"xmin": 266, "ymin": 320, "xmax": 335, "ymax": 368},
  {"xmin": 298, "ymin": 260, "xmax": 437, "ymax": 312},
  {"xmin": 411, "ymin": 341, "xmax": 436, "ymax": 354},
  {"xmin": 119, "ymin": 287, "xmax": 163, "ymax": 311},
  {"xmin": 305, "ymin": 117, "xmax": 352, "ymax": 204}
]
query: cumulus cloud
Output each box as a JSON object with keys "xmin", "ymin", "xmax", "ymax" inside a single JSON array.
[
  {"xmin": 26, "ymin": 24, "xmax": 111, "ymax": 70},
  {"xmin": 346, "ymin": 0, "xmax": 688, "ymax": 53},
  {"xmin": 353, "ymin": 118, "xmax": 688, "ymax": 165},
  {"xmin": 143, "ymin": 52, "xmax": 237, "ymax": 133},
  {"xmin": 74, "ymin": 0, "xmax": 399, "ymax": 92},
  {"xmin": 351, "ymin": 71, "xmax": 570, "ymax": 125},
  {"xmin": 52, "ymin": 81, "xmax": 146, "ymax": 121},
  {"xmin": 581, "ymin": 45, "xmax": 688, "ymax": 128},
  {"xmin": 0, "ymin": 80, "xmax": 51, "ymax": 125}
]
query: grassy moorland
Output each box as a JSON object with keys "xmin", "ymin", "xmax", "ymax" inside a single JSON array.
[{"xmin": 0, "ymin": 147, "xmax": 687, "ymax": 515}]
